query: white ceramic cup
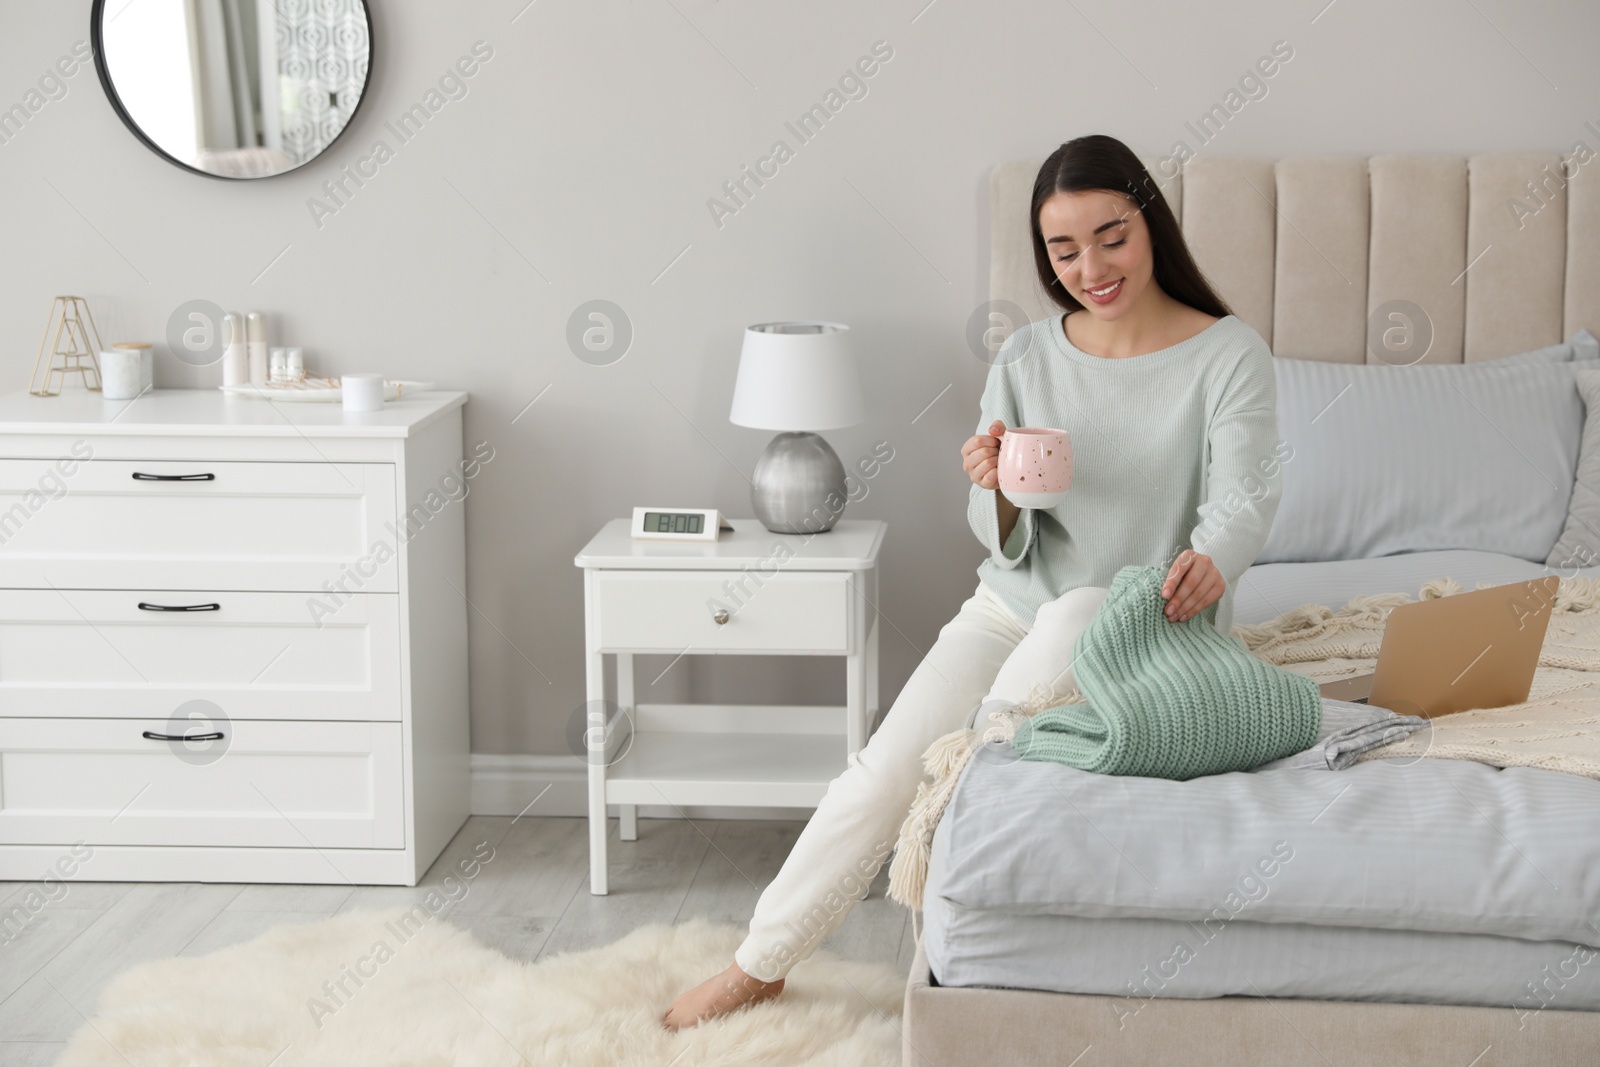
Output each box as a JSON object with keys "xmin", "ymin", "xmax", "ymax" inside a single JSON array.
[
  {"xmin": 100, "ymin": 348, "xmax": 144, "ymax": 400},
  {"xmin": 342, "ymin": 373, "xmax": 385, "ymax": 412}
]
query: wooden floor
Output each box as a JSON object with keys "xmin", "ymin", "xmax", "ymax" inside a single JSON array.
[{"xmin": 0, "ymin": 815, "xmax": 918, "ymax": 1065}]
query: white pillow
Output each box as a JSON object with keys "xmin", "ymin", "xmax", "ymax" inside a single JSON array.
[{"xmin": 1256, "ymin": 331, "xmax": 1598, "ymax": 565}]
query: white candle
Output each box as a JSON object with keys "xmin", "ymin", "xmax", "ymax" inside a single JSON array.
[{"xmin": 100, "ymin": 348, "xmax": 144, "ymax": 400}]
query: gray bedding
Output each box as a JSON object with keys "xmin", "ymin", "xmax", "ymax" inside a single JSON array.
[
  {"xmin": 932, "ymin": 745, "xmax": 1600, "ymax": 945},
  {"xmin": 923, "ymin": 885, "xmax": 1600, "ymax": 1013},
  {"xmin": 922, "ymin": 550, "xmax": 1600, "ymax": 1003},
  {"xmin": 924, "ymin": 748, "xmax": 1600, "ymax": 1004}
]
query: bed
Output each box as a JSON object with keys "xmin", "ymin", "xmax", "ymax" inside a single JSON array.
[{"xmin": 900, "ymin": 151, "xmax": 1600, "ymax": 1066}]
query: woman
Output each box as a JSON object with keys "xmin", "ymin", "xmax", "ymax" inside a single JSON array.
[{"xmin": 662, "ymin": 133, "xmax": 1283, "ymax": 1030}]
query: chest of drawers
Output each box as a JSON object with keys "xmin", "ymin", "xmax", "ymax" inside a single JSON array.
[{"xmin": 0, "ymin": 388, "xmax": 471, "ymax": 885}]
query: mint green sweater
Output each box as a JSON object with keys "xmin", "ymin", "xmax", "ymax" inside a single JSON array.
[
  {"xmin": 1011, "ymin": 564, "xmax": 1322, "ymax": 779},
  {"xmin": 968, "ymin": 313, "xmax": 1285, "ymax": 636}
]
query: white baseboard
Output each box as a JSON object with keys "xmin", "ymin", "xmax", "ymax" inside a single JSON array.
[{"xmin": 469, "ymin": 754, "xmax": 818, "ymax": 822}]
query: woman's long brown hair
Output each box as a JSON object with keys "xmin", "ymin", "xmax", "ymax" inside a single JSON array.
[{"xmin": 1030, "ymin": 134, "xmax": 1233, "ymax": 320}]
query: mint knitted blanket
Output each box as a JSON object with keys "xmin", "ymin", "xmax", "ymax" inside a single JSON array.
[{"xmin": 1010, "ymin": 565, "xmax": 1321, "ymax": 779}]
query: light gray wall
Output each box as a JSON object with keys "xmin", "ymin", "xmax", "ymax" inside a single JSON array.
[{"xmin": 3, "ymin": 0, "xmax": 1596, "ymax": 756}]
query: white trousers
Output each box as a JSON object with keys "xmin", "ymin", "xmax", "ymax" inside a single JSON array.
[{"xmin": 732, "ymin": 579, "xmax": 1110, "ymax": 982}]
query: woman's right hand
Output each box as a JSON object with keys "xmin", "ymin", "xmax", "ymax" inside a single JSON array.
[{"xmin": 961, "ymin": 419, "xmax": 1006, "ymax": 489}]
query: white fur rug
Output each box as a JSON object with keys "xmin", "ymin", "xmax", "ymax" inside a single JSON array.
[{"xmin": 57, "ymin": 908, "xmax": 905, "ymax": 1066}]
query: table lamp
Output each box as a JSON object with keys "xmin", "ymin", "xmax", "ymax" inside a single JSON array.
[{"xmin": 729, "ymin": 321, "xmax": 865, "ymax": 533}]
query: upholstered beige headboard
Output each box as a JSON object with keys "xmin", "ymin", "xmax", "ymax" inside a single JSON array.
[{"xmin": 991, "ymin": 154, "xmax": 1599, "ymax": 363}]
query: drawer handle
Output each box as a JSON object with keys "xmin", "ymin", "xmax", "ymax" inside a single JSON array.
[
  {"xmin": 142, "ymin": 729, "xmax": 225, "ymax": 743},
  {"xmin": 712, "ymin": 608, "xmax": 730, "ymax": 625},
  {"xmin": 138, "ymin": 602, "xmax": 221, "ymax": 612},
  {"xmin": 131, "ymin": 472, "xmax": 215, "ymax": 482}
]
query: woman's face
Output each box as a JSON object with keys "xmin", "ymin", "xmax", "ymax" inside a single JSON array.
[{"xmin": 1037, "ymin": 189, "xmax": 1152, "ymax": 320}]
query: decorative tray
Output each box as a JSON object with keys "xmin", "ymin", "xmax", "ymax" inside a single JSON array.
[{"xmin": 217, "ymin": 377, "xmax": 435, "ymax": 403}]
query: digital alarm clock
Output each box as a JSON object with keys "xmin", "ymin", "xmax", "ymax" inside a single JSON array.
[{"xmin": 630, "ymin": 506, "xmax": 733, "ymax": 542}]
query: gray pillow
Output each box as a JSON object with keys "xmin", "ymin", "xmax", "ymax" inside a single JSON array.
[
  {"xmin": 1493, "ymin": 329, "xmax": 1599, "ymax": 364},
  {"xmin": 1256, "ymin": 331, "xmax": 1599, "ymax": 565},
  {"xmin": 1547, "ymin": 363, "xmax": 1600, "ymax": 572}
]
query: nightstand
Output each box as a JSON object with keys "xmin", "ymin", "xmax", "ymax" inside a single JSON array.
[{"xmin": 573, "ymin": 517, "xmax": 885, "ymax": 894}]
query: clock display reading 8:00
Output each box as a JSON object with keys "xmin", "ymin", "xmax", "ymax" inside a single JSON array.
[{"xmin": 644, "ymin": 512, "xmax": 704, "ymax": 534}]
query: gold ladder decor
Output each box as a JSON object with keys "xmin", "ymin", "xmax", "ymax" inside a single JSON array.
[{"xmin": 29, "ymin": 296, "xmax": 105, "ymax": 396}]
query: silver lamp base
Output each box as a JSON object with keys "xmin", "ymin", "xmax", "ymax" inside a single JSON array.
[{"xmin": 751, "ymin": 431, "xmax": 847, "ymax": 534}]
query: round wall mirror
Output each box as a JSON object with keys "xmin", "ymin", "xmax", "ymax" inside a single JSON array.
[{"xmin": 91, "ymin": 0, "xmax": 373, "ymax": 180}]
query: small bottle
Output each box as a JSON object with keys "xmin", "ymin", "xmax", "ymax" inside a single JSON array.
[
  {"xmin": 246, "ymin": 312, "xmax": 268, "ymax": 385},
  {"xmin": 222, "ymin": 313, "xmax": 247, "ymax": 386},
  {"xmin": 269, "ymin": 347, "xmax": 289, "ymax": 382},
  {"xmin": 286, "ymin": 346, "xmax": 304, "ymax": 381}
]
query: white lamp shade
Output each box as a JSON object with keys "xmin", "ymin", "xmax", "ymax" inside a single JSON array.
[{"xmin": 728, "ymin": 321, "xmax": 865, "ymax": 432}]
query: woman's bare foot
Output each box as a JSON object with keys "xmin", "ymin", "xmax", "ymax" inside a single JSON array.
[{"xmin": 661, "ymin": 960, "xmax": 785, "ymax": 1031}]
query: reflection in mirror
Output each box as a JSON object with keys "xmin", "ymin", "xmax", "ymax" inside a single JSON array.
[{"xmin": 94, "ymin": 0, "xmax": 372, "ymax": 179}]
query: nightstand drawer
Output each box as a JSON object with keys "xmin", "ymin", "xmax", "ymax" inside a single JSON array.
[
  {"xmin": 594, "ymin": 570, "xmax": 850, "ymax": 652},
  {"xmin": 0, "ymin": 458, "xmax": 397, "ymax": 592},
  {"xmin": 0, "ymin": 718, "xmax": 403, "ymax": 848},
  {"xmin": 0, "ymin": 590, "xmax": 401, "ymax": 720}
]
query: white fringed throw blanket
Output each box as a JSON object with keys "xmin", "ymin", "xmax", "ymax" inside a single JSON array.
[{"xmin": 886, "ymin": 574, "xmax": 1600, "ymax": 912}]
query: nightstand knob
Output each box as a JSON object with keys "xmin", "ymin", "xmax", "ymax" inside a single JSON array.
[{"xmin": 712, "ymin": 607, "xmax": 730, "ymax": 625}]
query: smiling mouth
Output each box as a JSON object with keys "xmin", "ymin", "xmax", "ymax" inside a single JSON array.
[{"xmin": 1085, "ymin": 278, "xmax": 1123, "ymax": 300}]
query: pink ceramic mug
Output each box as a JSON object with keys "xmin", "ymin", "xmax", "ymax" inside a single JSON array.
[{"xmin": 998, "ymin": 426, "xmax": 1072, "ymax": 507}]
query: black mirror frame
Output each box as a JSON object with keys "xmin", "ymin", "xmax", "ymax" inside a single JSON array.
[{"xmin": 89, "ymin": 0, "xmax": 375, "ymax": 181}]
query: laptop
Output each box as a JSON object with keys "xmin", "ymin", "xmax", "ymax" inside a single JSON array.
[{"xmin": 1316, "ymin": 575, "xmax": 1559, "ymax": 718}]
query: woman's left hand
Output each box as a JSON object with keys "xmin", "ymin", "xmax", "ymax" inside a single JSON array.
[{"xmin": 1161, "ymin": 550, "xmax": 1224, "ymax": 622}]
